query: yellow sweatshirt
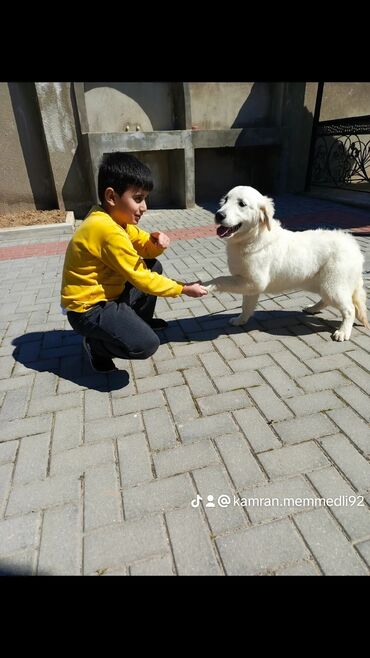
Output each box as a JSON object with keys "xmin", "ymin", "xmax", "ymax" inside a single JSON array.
[{"xmin": 61, "ymin": 207, "xmax": 184, "ymax": 312}]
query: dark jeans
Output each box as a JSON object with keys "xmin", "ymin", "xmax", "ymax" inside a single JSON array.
[{"xmin": 67, "ymin": 258, "xmax": 162, "ymax": 360}]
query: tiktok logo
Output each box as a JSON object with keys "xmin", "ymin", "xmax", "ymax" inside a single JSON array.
[{"xmin": 191, "ymin": 494, "xmax": 202, "ymax": 508}]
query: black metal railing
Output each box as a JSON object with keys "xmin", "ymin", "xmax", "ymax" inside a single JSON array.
[{"xmin": 310, "ymin": 114, "xmax": 370, "ymax": 190}]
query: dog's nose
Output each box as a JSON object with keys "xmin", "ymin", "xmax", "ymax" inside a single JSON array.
[{"xmin": 215, "ymin": 211, "xmax": 226, "ymax": 224}]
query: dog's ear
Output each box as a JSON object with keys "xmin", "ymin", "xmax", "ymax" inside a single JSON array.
[{"xmin": 259, "ymin": 196, "xmax": 274, "ymax": 231}]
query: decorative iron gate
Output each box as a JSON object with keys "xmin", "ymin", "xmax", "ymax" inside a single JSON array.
[{"xmin": 306, "ymin": 83, "xmax": 370, "ymax": 193}]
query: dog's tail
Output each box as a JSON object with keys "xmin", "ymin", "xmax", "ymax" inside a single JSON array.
[{"xmin": 353, "ymin": 279, "xmax": 370, "ymax": 328}]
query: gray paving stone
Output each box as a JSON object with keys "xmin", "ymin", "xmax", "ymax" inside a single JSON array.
[
  {"xmin": 247, "ymin": 385, "xmax": 293, "ymax": 422},
  {"xmin": 38, "ymin": 504, "xmax": 81, "ymax": 575},
  {"xmin": 14, "ymin": 432, "xmax": 50, "ymax": 484},
  {"xmin": 239, "ymin": 476, "xmax": 321, "ymax": 524},
  {"xmin": 294, "ymin": 509, "xmax": 368, "ymax": 575},
  {"xmin": 83, "ymin": 516, "xmax": 168, "ymax": 574},
  {"xmin": 84, "ymin": 389, "xmax": 112, "ymax": 421},
  {"xmin": 260, "ymin": 364, "xmax": 302, "ymax": 397},
  {"xmin": 341, "ymin": 364, "xmax": 370, "ymax": 395},
  {"xmin": 233, "ymin": 408, "xmax": 281, "ymax": 452},
  {"xmin": 153, "ymin": 440, "xmax": 219, "ymax": 479},
  {"xmin": 183, "ymin": 367, "xmax": 217, "ymax": 396},
  {"xmin": 118, "ymin": 433, "xmax": 153, "ymax": 488},
  {"xmin": 0, "ymin": 414, "xmax": 52, "ymax": 442},
  {"xmin": 136, "ymin": 371, "xmax": 184, "ymax": 393},
  {"xmin": 6, "ymin": 474, "xmax": 80, "ymax": 516},
  {"xmin": 259, "ymin": 441, "xmax": 329, "ymax": 479},
  {"xmin": 335, "ymin": 385, "xmax": 370, "ymax": 422},
  {"xmin": 143, "ymin": 407, "xmax": 177, "ymax": 451},
  {"xmin": 112, "ymin": 390, "xmax": 165, "ymax": 417},
  {"xmin": 197, "ymin": 389, "xmax": 252, "ymax": 416},
  {"xmin": 50, "ymin": 441, "xmax": 114, "ymax": 477},
  {"xmin": 297, "ymin": 371, "xmax": 352, "ymax": 392},
  {"xmin": 307, "ymin": 466, "xmax": 370, "ymax": 542},
  {"xmin": 326, "ymin": 407, "xmax": 370, "ymax": 455},
  {"xmin": 84, "ymin": 462, "xmax": 123, "ymax": 531},
  {"xmin": 0, "ymin": 512, "xmax": 41, "ymax": 556},
  {"xmin": 0, "ymin": 387, "xmax": 29, "ymax": 421},
  {"xmin": 0, "ymin": 441, "xmax": 18, "ymax": 465},
  {"xmin": 130, "ymin": 554, "xmax": 174, "ymax": 576},
  {"xmin": 215, "ymin": 432, "xmax": 266, "ymax": 490},
  {"xmin": 356, "ymin": 540, "xmax": 370, "ymax": 566},
  {"xmin": 216, "ymin": 518, "xmax": 310, "ymax": 576},
  {"xmin": 84, "ymin": 414, "xmax": 143, "ymax": 443},
  {"xmin": 276, "ymin": 560, "xmax": 320, "ymax": 575},
  {"xmin": 319, "ymin": 434, "xmax": 370, "ymax": 492},
  {"xmin": 52, "ymin": 407, "xmax": 82, "ymax": 453},
  {"xmin": 286, "ymin": 391, "xmax": 345, "ymax": 416},
  {"xmin": 273, "ymin": 414, "xmax": 337, "ymax": 445},
  {"xmin": 123, "ymin": 473, "xmax": 194, "ymax": 519},
  {"xmin": 166, "ymin": 506, "xmax": 222, "ymax": 575},
  {"xmin": 165, "ymin": 385, "xmax": 199, "ymax": 423},
  {"xmin": 192, "ymin": 464, "xmax": 248, "ymax": 535},
  {"xmin": 178, "ymin": 413, "xmax": 238, "ymax": 444},
  {"xmin": 199, "ymin": 352, "xmax": 233, "ymax": 377}
]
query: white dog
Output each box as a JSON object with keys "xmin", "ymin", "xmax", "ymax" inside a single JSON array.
[{"xmin": 204, "ymin": 186, "xmax": 369, "ymax": 341}]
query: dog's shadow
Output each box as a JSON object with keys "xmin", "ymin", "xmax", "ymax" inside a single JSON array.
[
  {"xmin": 159, "ymin": 309, "xmax": 343, "ymax": 343},
  {"xmin": 12, "ymin": 331, "xmax": 130, "ymax": 392}
]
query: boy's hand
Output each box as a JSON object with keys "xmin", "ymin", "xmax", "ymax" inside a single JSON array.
[
  {"xmin": 150, "ymin": 231, "xmax": 170, "ymax": 249},
  {"xmin": 182, "ymin": 282, "xmax": 208, "ymax": 298}
]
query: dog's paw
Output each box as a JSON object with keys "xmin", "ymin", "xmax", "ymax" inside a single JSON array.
[
  {"xmin": 203, "ymin": 284, "xmax": 217, "ymax": 293},
  {"xmin": 229, "ymin": 315, "xmax": 247, "ymax": 327},
  {"xmin": 332, "ymin": 329, "xmax": 351, "ymax": 342}
]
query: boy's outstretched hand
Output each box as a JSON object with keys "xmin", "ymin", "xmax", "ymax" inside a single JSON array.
[
  {"xmin": 150, "ymin": 231, "xmax": 170, "ymax": 249},
  {"xmin": 182, "ymin": 282, "xmax": 209, "ymax": 297}
]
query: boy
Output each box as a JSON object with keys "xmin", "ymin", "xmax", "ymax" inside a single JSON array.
[{"xmin": 61, "ymin": 152, "xmax": 208, "ymax": 373}]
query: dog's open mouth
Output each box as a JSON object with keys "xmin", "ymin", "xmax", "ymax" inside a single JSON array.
[{"xmin": 216, "ymin": 223, "xmax": 242, "ymax": 238}]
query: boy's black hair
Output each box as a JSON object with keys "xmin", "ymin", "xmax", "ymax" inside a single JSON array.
[{"xmin": 98, "ymin": 152, "xmax": 153, "ymax": 204}]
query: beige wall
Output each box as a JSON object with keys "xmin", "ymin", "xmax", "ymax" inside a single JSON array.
[
  {"xmin": 0, "ymin": 84, "xmax": 35, "ymax": 211},
  {"xmin": 84, "ymin": 83, "xmax": 175, "ymax": 132},
  {"xmin": 189, "ymin": 82, "xmax": 271, "ymax": 129},
  {"xmin": 320, "ymin": 82, "xmax": 370, "ymax": 120}
]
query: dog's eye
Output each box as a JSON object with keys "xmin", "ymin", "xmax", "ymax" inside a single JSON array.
[{"xmin": 238, "ymin": 200, "xmax": 247, "ymax": 207}]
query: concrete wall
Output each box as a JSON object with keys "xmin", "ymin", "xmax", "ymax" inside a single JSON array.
[
  {"xmin": 84, "ymin": 83, "xmax": 176, "ymax": 132},
  {"xmin": 3, "ymin": 81, "xmax": 367, "ymax": 213},
  {"xmin": 189, "ymin": 82, "xmax": 271, "ymax": 129},
  {"xmin": 0, "ymin": 84, "xmax": 47, "ymax": 212},
  {"xmin": 320, "ymin": 82, "xmax": 370, "ymax": 120},
  {"xmin": 35, "ymin": 83, "xmax": 91, "ymax": 216}
]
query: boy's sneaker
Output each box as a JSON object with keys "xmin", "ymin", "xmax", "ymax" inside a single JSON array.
[
  {"xmin": 147, "ymin": 318, "xmax": 168, "ymax": 331},
  {"xmin": 82, "ymin": 337, "xmax": 118, "ymax": 373}
]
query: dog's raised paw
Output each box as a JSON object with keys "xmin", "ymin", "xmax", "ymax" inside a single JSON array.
[{"xmin": 204, "ymin": 284, "xmax": 216, "ymax": 293}]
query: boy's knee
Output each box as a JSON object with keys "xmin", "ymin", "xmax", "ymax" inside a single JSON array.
[{"xmin": 132, "ymin": 333, "xmax": 160, "ymax": 359}]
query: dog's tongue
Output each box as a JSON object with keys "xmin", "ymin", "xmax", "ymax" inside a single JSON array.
[{"xmin": 217, "ymin": 226, "xmax": 233, "ymax": 238}]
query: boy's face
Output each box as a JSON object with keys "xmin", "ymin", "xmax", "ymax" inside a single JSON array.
[{"xmin": 104, "ymin": 186, "xmax": 149, "ymax": 226}]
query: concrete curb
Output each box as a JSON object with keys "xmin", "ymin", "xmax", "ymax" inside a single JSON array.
[{"xmin": 0, "ymin": 211, "xmax": 75, "ymax": 242}]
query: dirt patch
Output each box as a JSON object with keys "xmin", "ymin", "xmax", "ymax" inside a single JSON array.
[{"xmin": 0, "ymin": 210, "xmax": 66, "ymax": 229}]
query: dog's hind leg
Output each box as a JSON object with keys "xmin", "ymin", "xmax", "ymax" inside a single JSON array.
[
  {"xmin": 329, "ymin": 292, "xmax": 356, "ymax": 341},
  {"xmin": 352, "ymin": 279, "xmax": 369, "ymax": 328},
  {"xmin": 302, "ymin": 298, "xmax": 327, "ymax": 315},
  {"xmin": 229, "ymin": 294, "xmax": 259, "ymax": 326}
]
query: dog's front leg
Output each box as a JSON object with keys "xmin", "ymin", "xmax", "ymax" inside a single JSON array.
[
  {"xmin": 203, "ymin": 275, "xmax": 253, "ymax": 295},
  {"xmin": 229, "ymin": 294, "xmax": 259, "ymax": 326}
]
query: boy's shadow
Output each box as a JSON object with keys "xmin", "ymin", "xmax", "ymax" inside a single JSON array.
[{"xmin": 12, "ymin": 330, "xmax": 130, "ymax": 392}]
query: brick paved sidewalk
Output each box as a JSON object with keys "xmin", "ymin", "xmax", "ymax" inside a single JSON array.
[{"xmin": 0, "ymin": 195, "xmax": 370, "ymax": 575}]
